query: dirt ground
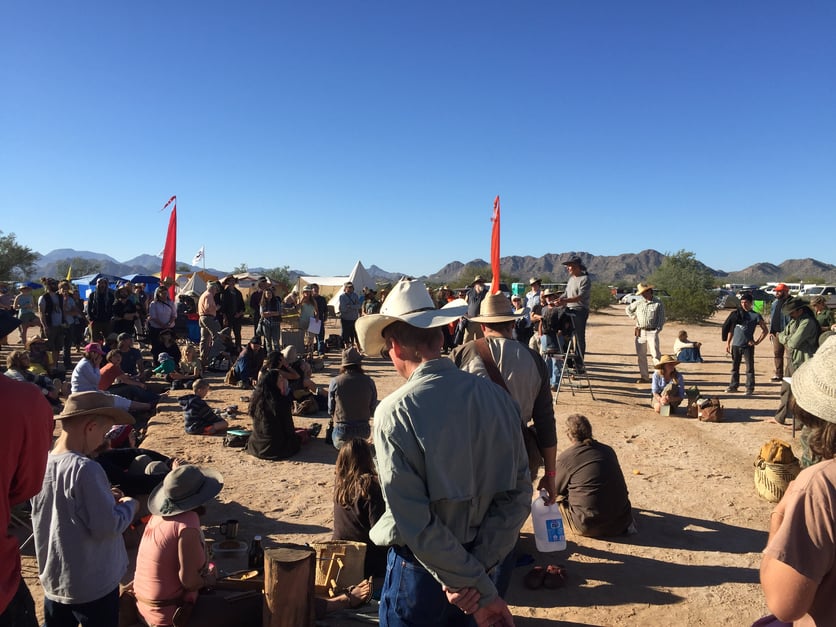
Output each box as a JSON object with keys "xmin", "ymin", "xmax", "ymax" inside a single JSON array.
[{"xmin": 10, "ymin": 304, "xmax": 791, "ymax": 626}]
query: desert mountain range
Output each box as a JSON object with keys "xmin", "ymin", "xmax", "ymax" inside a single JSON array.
[{"xmin": 33, "ymin": 248, "xmax": 836, "ymax": 287}]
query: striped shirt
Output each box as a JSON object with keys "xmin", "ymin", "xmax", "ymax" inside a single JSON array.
[{"xmin": 626, "ymin": 297, "xmax": 665, "ymax": 330}]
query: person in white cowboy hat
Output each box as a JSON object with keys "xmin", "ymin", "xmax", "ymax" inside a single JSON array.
[
  {"xmin": 625, "ymin": 282, "xmax": 666, "ymax": 384},
  {"xmin": 525, "ymin": 277, "xmax": 543, "ymax": 311},
  {"xmin": 452, "ymin": 291, "xmax": 556, "ymax": 492},
  {"xmin": 760, "ymin": 336, "xmax": 836, "ymax": 626},
  {"xmin": 31, "ymin": 392, "xmax": 139, "ymax": 626},
  {"xmin": 0, "ymin": 314, "xmax": 53, "ymax": 625},
  {"xmin": 356, "ymin": 279, "xmax": 531, "ymax": 626}
]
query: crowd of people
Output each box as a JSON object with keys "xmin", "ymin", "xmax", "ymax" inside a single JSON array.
[{"xmin": 3, "ymin": 267, "xmax": 836, "ymax": 627}]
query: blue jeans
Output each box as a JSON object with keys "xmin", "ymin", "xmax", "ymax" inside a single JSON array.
[
  {"xmin": 540, "ymin": 334, "xmax": 564, "ymax": 387},
  {"xmin": 332, "ymin": 421, "xmax": 371, "ymax": 450},
  {"xmin": 44, "ymin": 588, "xmax": 119, "ymax": 627},
  {"xmin": 379, "ymin": 546, "xmax": 476, "ymax": 627}
]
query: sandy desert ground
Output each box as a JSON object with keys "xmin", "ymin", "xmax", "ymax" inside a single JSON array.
[{"xmin": 9, "ymin": 303, "xmax": 796, "ymax": 626}]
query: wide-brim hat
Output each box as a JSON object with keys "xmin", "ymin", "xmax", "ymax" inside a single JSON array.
[
  {"xmin": 356, "ymin": 278, "xmax": 467, "ymax": 356},
  {"xmin": 636, "ymin": 282, "xmax": 654, "ymax": 295},
  {"xmin": 58, "ymin": 391, "xmax": 135, "ymax": 424},
  {"xmin": 0, "ymin": 314, "xmax": 21, "ymax": 338},
  {"xmin": 791, "ymin": 335, "xmax": 836, "ymax": 424},
  {"xmin": 282, "ymin": 345, "xmax": 298, "ymax": 362},
  {"xmin": 782, "ymin": 297, "xmax": 807, "ymax": 315},
  {"xmin": 147, "ymin": 464, "xmax": 224, "ymax": 516},
  {"xmin": 341, "ymin": 347, "xmax": 363, "ymax": 366},
  {"xmin": 543, "ymin": 288, "xmax": 562, "ymax": 298},
  {"xmin": 562, "ymin": 255, "xmax": 583, "ymax": 266},
  {"xmin": 85, "ymin": 342, "xmax": 106, "ymax": 356},
  {"xmin": 470, "ymin": 275, "xmax": 486, "ymax": 287},
  {"xmin": 470, "ymin": 293, "xmax": 522, "ymax": 323},
  {"xmin": 529, "ymin": 277, "xmax": 542, "ymax": 286},
  {"xmin": 654, "ymin": 355, "xmax": 680, "ymax": 369}
]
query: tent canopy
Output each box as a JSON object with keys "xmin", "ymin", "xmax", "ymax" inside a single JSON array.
[{"xmin": 178, "ymin": 270, "xmax": 219, "ymax": 296}]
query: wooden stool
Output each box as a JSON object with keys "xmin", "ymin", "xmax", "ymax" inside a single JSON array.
[{"xmin": 263, "ymin": 544, "xmax": 316, "ymax": 627}]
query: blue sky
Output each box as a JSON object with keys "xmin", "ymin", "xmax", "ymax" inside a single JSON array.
[{"xmin": 2, "ymin": 1, "xmax": 834, "ymax": 277}]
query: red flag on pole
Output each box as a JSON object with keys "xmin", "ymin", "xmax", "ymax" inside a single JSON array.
[
  {"xmin": 160, "ymin": 196, "xmax": 177, "ymax": 299},
  {"xmin": 490, "ymin": 195, "xmax": 501, "ymax": 294}
]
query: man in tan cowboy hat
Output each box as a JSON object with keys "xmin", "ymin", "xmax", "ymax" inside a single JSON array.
[
  {"xmin": 356, "ymin": 279, "xmax": 531, "ymax": 626},
  {"xmin": 31, "ymin": 392, "xmax": 139, "ymax": 625},
  {"xmin": 525, "ymin": 277, "xmax": 542, "ymax": 310},
  {"xmin": 626, "ymin": 282, "xmax": 666, "ymax": 383},
  {"xmin": 452, "ymin": 292, "xmax": 557, "ymax": 496}
]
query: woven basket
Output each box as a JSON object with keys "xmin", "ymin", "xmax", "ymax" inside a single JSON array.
[
  {"xmin": 311, "ymin": 540, "xmax": 366, "ymax": 597},
  {"xmin": 754, "ymin": 458, "xmax": 801, "ymax": 503}
]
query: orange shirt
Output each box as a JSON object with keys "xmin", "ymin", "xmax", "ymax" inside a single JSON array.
[{"xmin": 98, "ymin": 363, "xmax": 124, "ymax": 390}]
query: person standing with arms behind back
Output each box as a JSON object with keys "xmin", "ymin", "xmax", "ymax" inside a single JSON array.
[
  {"xmin": 357, "ymin": 279, "xmax": 531, "ymax": 627},
  {"xmin": 338, "ymin": 282, "xmax": 362, "ymax": 348},
  {"xmin": 311, "ymin": 283, "xmax": 329, "ymax": 354},
  {"xmin": 0, "ymin": 315, "xmax": 55, "ymax": 627},
  {"xmin": 767, "ymin": 283, "xmax": 790, "ymax": 381},
  {"xmin": 626, "ymin": 282, "xmax": 666, "ymax": 384}
]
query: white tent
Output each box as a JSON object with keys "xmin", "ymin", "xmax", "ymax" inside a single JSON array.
[
  {"xmin": 296, "ymin": 261, "xmax": 377, "ymax": 314},
  {"xmin": 178, "ymin": 270, "xmax": 219, "ymax": 296}
]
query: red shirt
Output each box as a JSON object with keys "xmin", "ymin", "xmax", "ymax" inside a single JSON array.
[
  {"xmin": 0, "ymin": 377, "xmax": 54, "ymax": 612},
  {"xmin": 98, "ymin": 363, "xmax": 125, "ymax": 390}
]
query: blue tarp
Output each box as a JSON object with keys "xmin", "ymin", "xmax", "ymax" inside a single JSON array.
[
  {"xmin": 121, "ymin": 274, "xmax": 160, "ymax": 295},
  {"xmin": 71, "ymin": 273, "xmax": 127, "ymax": 299}
]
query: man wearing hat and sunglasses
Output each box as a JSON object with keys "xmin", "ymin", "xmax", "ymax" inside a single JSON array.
[
  {"xmin": 31, "ymin": 392, "xmax": 139, "ymax": 626},
  {"xmin": 1, "ymin": 316, "xmax": 54, "ymax": 627},
  {"xmin": 626, "ymin": 282, "xmax": 666, "ymax": 384},
  {"xmin": 357, "ymin": 279, "xmax": 531, "ymax": 627}
]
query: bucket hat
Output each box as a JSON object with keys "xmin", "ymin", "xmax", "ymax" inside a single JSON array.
[
  {"xmin": 355, "ymin": 279, "xmax": 467, "ymax": 356},
  {"xmin": 58, "ymin": 391, "xmax": 135, "ymax": 425},
  {"xmin": 791, "ymin": 336, "xmax": 836, "ymax": 424},
  {"xmin": 470, "ymin": 293, "xmax": 521, "ymax": 323},
  {"xmin": 562, "ymin": 255, "xmax": 583, "ymax": 266},
  {"xmin": 341, "ymin": 347, "xmax": 363, "ymax": 366},
  {"xmin": 147, "ymin": 464, "xmax": 224, "ymax": 516},
  {"xmin": 636, "ymin": 282, "xmax": 654, "ymax": 296},
  {"xmin": 782, "ymin": 297, "xmax": 807, "ymax": 315},
  {"xmin": 84, "ymin": 343, "xmax": 106, "ymax": 356},
  {"xmin": 654, "ymin": 355, "xmax": 680, "ymax": 370}
]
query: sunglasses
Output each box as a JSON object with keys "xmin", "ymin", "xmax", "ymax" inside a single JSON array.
[{"xmin": 379, "ymin": 340, "xmax": 393, "ymax": 360}]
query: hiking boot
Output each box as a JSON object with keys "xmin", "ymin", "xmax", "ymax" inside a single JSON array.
[
  {"xmin": 770, "ymin": 376, "xmax": 782, "ymax": 382},
  {"xmin": 725, "ymin": 387, "xmax": 738, "ymax": 393},
  {"xmin": 745, "ymin": 390, "xmax": 754, "ymax": 396}
]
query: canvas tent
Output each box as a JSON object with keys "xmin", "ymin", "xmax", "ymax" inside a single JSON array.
[
  {"xmin": 296, "ymin": 261, "xmax": 377, "ymax": 314},
  {"xmin": 178, "ymin": 270, "xmax": 219, "ymax": 296}
]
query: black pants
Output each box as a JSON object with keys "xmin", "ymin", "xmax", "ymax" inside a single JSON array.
[
  {"xmin": 341, "ymin": 318, "xmax": 357, "ymax": 347},
  {"xmin": 730, "ymin": 345, "xmax": 755, "ymax": 391},
  {"xmin": 0, "ymin": 578, "xmax": 38, "ymax": 627}
]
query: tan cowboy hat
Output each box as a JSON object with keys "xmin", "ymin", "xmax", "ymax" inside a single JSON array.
[
  {"xmin": 471, "ymin": 293, "xmax": 522, "ymax": 323},
  {"xmin": 543, "ymin": 288, "xmax": 562, "ymax": 298},
  {"xmin": 636, "ymin": 282, "xmax": 654, "ymax": 296},
  {"xmin": 281, "ymin": 345, "xmax": 298, "ymax": 362},
  {"xmin": 57, "ymin": 391, "xmax": 135, "ymax": 425},
  {"xmin": 147, "ymin": 464, "xmax": 224, "ymax": 516},
  {"xmin": 791, "ymin": 336, "xmax": 836, "ymax": 424},
  {"xmin": 341, "ymin": 347, "xmax": 363, "ymax": 366},
  {"xmin": 654, "ymin": 355, "xmax": 680, "ymax": 369},
  {"xmin": 529, "ymin": 277, "xmax": 542, "ymax": 285},
  {"xmin": 355, "ymin": 278, "xmax": 467, "ymax": 356},
  {"xmin": 470, "ymin": 275, "xmax": 486, "ymax": 287}
]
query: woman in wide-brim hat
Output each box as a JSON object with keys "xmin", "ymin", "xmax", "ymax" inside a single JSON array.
[
  {"xmin": 133, "ymin": 464, "xmax": 250, "ymax": 627},
  {"xmin": 760, "ymin": 336, "xmax": 836, "ymax": 625},
  {"xmin": 651, "ymin": 355, "xmax": 684, "ymax": 414}
]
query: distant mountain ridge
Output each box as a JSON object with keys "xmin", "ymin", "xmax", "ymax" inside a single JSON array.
[{"xmin": 32, "ymin": 248, "xmax": 836, "ymax": 286}]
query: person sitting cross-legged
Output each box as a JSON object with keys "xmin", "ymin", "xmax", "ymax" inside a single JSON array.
[
  {"xmin": 179, "ymin": 380, "xmax": 228, "ymax": 435},
  {"xmin": 651, "ymin": 355, "xmax": 685, "ymax": 415}
]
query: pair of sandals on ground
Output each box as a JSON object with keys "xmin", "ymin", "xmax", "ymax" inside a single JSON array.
[{"xmin": 523, "ymin": 564, "xmax": 568, "ymax": 590}]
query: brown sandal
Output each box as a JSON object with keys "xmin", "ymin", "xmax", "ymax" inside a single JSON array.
[{"xmin": 543, "ymin": 564, "xmax": 568, "ymax": 589}]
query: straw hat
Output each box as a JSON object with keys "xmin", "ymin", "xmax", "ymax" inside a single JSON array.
[
  {"xmin": 355, "ymin": 279, "xmax": 467, "ymax": 356},
  {"xmin": 58, "ymin": 391, "xmax": 135, "ymax": 425},
  {"xmin": 529, "ymin": 277, "xmax": 542, "ymax": 286},
  {"xmin": 341, "ymin": 347, "xmax": 363, "ymax": 366},
  {"xmin": 470, "ymin": 275, "xmax": 486, "ymax": 287},
  {"xmin": 543, "ymin": 288, "xmax": 562, "ymax": 298},
  {"xmin": 281, "ymin": 345, "xmax": 298, "ymax": 363},
  {"xmin": 470, "ymin": 293, "xmax": 521, "ymax": 323},
  {"xmin": 147, "ymin": 464, "xmax": 224, "ymax": 516},
  {"xmin": 791, "ymin": 336, "xmax": 836, "ymax": 424},
  {"xmin": 654, "ymin": 355, "xmax": 680, "ymax": 370},
  {"xmin": 636, "ymin": 282, "xmax": 654, "ymax": 296}
]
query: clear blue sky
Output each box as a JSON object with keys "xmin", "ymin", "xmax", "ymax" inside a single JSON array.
[{"xmin": 2, "ymin": 1, "xmax": 834, "ymax": 277}]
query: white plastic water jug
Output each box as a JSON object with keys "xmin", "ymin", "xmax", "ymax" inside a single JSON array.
[{"xmin": 531, "ymin": 489, "xmax": 566, "ymax": 552}]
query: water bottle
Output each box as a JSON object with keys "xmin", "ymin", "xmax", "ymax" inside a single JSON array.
[
  {"xmin": 531, "ymin": 489, "xmax": 566, "ymax": 552},
  {"xmin": 248, "ymin": 535, "xmax": 265, "ymax": 573}
]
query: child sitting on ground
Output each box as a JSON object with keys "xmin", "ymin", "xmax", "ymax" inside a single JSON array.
[
  {"xmin": 673, "ymin": 330, "xmax": 704, "ymax": 363},
  {"xmin": 179, "ymin": 343, "xmax": 203, "ymax": 378},
  {"xmin": 179, "ymin": 379, "xmax": 229, "ymax": 435},
  {"xmin": 153, "ymin": 352, "xmax": 200, "ymax": 390}
]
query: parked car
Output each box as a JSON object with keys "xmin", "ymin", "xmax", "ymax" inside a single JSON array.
[
  {"xmin": 621, "ymin": 289, "xmax": 671, "ymax": 305},
  {"xmin": 803, "ymin": 285, "xmax": 836, "ymax": 308}
]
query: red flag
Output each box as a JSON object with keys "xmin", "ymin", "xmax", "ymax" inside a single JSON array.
[
  {"xmin": 160, "ymin": 196, "xmax": 177, "ymax": 299},
  {"xmin": 490, "ymin": 195, "xmax": 500, "ymax": 294}
]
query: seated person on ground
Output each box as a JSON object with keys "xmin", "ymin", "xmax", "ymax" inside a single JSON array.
[
  {"xmin": 180, "ymin": 379, "xmax": 228, "ymax": 435},
  {"xmin": 180, "ymin": 342, "xmax": 203, "ymax": 378},
  {"xmin": 246, "ymin": 369, "xmax": 320, "ymax": 461},
  {"xmin": 5, "ymin": 349, "xmax": 65, "ymax": 406},
  {"xmin": 154, "ymin": 351, "xmax": 200, "ymax": 389},
  {"xmin": 652, "ymin": 354, "xmax": 685, "ymax": 414},
  {"xmin": 555, "ymin": 414, "xmax": 635, "ymax": 538},
  {"xmin": 332, "ymin": 438, "xmax": 387, "ymax": 578},
  {"xmin": 26, "ymin": 335, "xmax": 53, "ymax": 375},
  {"xmin": 673, "ymin": 329, "xmax": 703, "ymax": 363},
  {"xmin": 99, "ymin": 349, "xmax": 161, "ymax": 406},
  {"xmin": 233, "ymin": 335, "xmax": 265, "ymax": 389}
]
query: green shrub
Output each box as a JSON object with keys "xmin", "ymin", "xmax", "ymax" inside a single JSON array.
[{"xmin": 649, "ymin": 251, "xmax": 717, "ymax": 323}]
